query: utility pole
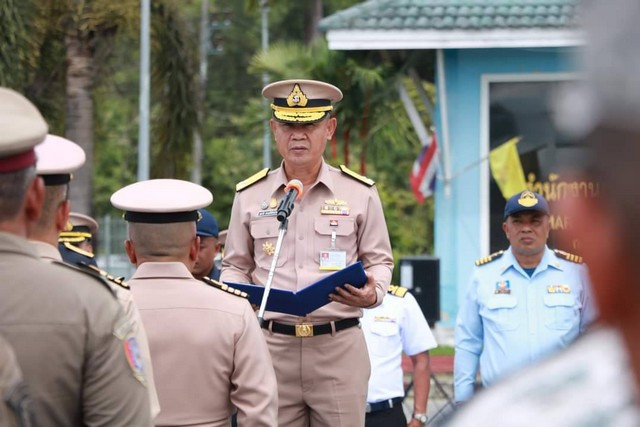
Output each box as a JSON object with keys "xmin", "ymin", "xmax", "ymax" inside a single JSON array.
[
  {"xmin": 261, "ymin": 0, "xmax": 271, "ymax": 169},
  {"xmin": 192, "ymin": 0, "xmax": 209, "ymax": 184},
  {"xmin": 138, "ymin": 0, "xmax": 150, "ymax": 181}
]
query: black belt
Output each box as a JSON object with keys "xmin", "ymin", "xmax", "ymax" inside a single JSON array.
[
  {"xmin": 365, "ymin": 397, "xmax": 404, "ymax": 414},
  {"xmin": 262, "ymin": 317, "xmax": 360, "ymax": 337}
]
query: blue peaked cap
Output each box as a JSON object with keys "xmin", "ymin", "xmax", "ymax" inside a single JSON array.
[
  {"xmin": 196, "ymin": 208, "xmax": 219, "ymax": 238},
  {"xmin": 503, "ymin": 190, "xmax": 550, "ymax": 220}
]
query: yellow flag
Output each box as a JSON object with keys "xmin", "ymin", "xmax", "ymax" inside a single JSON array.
[{"xmin": 489, "ymin": 137, "xmax": 527, "ymax": 199}]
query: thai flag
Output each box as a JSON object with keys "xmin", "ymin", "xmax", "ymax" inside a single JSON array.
[{"xmin": 410, "ymin": 133, "xmax": 438, "ymax": 203}]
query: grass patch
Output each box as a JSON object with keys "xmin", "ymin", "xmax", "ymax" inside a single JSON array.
[{"xmin": 430, "ymin": 346, "xmax": 454, "ymax": 356}]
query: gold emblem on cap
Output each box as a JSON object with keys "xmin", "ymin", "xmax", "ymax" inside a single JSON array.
[
  {"xmin": 269, "ymin": 197, "xmax": 278, "ymax": 209},
  {"xmin": 517, "ymin": 190, "xmax": 538, "ymax": 208},
  {"xmin": 286, "ymin": 83, "xmax": 308, "ymax": 107},
  {"xmin": 262, "ymin": 242, "xmax": 275, "ymax": 256}
]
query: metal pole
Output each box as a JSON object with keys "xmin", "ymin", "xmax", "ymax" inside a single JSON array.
[
  {"xmin": 138, "ymin": 0, "xmax": 151, "ymax": 181},
  {"xmin": 192, "ymin": 0, "xmax": 209, "ymax": 184},
  {"xmin": 260, "ymin": 0, "xmax": 271, "ymax": 169}
]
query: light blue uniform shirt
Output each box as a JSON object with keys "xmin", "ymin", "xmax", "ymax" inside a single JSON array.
[{"xmin": 454, "ymin": 246, "xmax": 596, "ymax": 402}]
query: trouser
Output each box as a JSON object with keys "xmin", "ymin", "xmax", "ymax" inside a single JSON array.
[
  {"xmin": 365, "ymin": 404, "xmax": 407, "ymax": 427},
  {"xmin": 263, "ymin": 323, "xmax": 370, "ymax": 427}
]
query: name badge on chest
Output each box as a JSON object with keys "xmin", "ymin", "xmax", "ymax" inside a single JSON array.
[{"xmin": 320, "ymin": 219, "xmax": 346, "ymax": 270}]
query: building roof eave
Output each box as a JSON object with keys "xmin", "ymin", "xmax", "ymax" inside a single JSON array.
[{"xmin": 326, "ymin": 29, "xmax": 585, "ymax": 51}]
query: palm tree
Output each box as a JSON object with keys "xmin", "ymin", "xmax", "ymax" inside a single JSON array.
[{"xmin": 0, "ymin": 0, "xmax": 198, "ymax": 214}]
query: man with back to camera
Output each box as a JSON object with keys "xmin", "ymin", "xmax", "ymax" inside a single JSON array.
[
  {"xmin": 454, "ymin": 190, "xmax": 596, "ymax": 403},
  {"xmin": 112, "ymin": 178, "xmax": 278, "ymax": 426},
  {"xmin": 221, "ymin": 79, "xmax": 394, "ymax": 427},
  {"xmin": 28, "ymin": 133, "xmax": 161, "ymax": 420},
  {"xmin": 0, "ymin": 87, "xmax": 151, "ymax": 426}
]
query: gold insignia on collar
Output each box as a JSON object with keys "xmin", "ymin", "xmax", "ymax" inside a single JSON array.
[
  {"xmin": 286, "ymin": 83, "xmax": 308, "ymax": 107},
  {"xmin": 518, "ymin": 190, "xmax": 538, "ymax": 208},
  {"xmin": 262, "ymin": 242, "xmax": 275, "ymax": 256}
]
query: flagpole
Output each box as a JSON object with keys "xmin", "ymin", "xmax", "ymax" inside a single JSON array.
[{"xmin": 436, "ymin": 49, "xmax": 452, "ymax": 197}]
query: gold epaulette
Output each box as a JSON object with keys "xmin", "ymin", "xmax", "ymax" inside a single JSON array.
[
  {"xmin": 62, "ymin": 242, "xmax": 95, "ymax": 258},
  {"xmin": 475, "ymin": 250, "xmax": 505, "ymax": 266},
  {"xmin": 387, "ymin": 285, "xmax": 408, "ymax": 298},
  {"xmin": 339, "ymin": 165, "xmax": 375, "ymax": 187},
  {"xmin": 554, "ymin": 249, "xmax": 584, "ymax": 264},
  {"xmin": 236, "ymin": 168, "xmax": 269, "ymax": 192},
  {"xmin": 78, "ymin": 262, "xmax": 130, "ymax": 289},
  {"xmin": 201, "ymin": 276, "xmax": 248, "ymax": 299}
]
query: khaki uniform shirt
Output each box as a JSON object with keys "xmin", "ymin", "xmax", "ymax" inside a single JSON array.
[
  {"xmin": 0, "ymin": 335, "xmax": 32, "ymax": 427},
  {"xmin": 0, "ymin": 232, "xmax": 151, "ymax": 426},
  {"xmin": 222, "ymin": 161, "xmax": 394, "ymax": 323},
  {"xmin": 129, "ymin": 262, "xmax": 278, "ymax": 427},
  {"xmin": 29, "ymin": 239, "xmax": 161, "ymax": 420}
]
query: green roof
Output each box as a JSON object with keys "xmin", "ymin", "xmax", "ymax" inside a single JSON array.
[{"xmin": 320, "ymin": 0, "xmax": 579, "ymax": 32}]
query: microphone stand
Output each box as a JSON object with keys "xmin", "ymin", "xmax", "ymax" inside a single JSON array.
[{"xmin": 257, "ymin": 205, "xmax": 291, "ymax": 327}]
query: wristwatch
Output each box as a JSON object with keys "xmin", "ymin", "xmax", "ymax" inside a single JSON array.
[{"xmin": 413, "ymin": 413, "xmax": 428, "ymax": 424}]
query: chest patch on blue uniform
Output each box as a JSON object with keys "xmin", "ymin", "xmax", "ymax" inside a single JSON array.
[
  {"xmin": 494, "ymin": 280, "xmax": 511, "ymax": 295},
  {"xmin": 547, "ymin": 284, "xmax": 571, "ymax": 294}
]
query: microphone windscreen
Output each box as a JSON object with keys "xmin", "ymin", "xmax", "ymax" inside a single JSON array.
[{"xmin": 285, "ymin": 179, "xmax": 304, "ymax": 197}]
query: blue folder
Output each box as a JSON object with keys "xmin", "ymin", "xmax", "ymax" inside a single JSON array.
[{"xmin": 225, "ymin": 262, "xmax": 367, "ymax": 316}]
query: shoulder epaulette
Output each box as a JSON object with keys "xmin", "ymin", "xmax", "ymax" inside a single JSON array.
[
  {"xmin": 387, "ymin": 285, "xmax": 408, "ymax": 298},
  {"xmin": 554, "ymin": 249, "xmax": 584, "ymax": 264},
  {"xmin": 62, "ymin": 241, "xmax": 95, "ymax": 258},
  {"xmin": 475, "ymin": 250, "xmax": 505, "ymax": 266},
  {"xmin": 201, "ymin": 276, "xmax": 248, "ymax": 299},
  {"xmin": 339, "ymin": 165, "xmax": 375, "ymax": 187},
  {"xmin": 77, "ymin": 262, "xmax": 130, "ymax": 289},
  {"xmin": 236, "ymin": 168, "xmax": 269, "ymax": 192},
  {"xmin": 51, "ymin": 260, "xmax": 116, "ymax": 297}
]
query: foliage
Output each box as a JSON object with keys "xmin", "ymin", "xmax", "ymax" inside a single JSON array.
[{"xmin": 1, "ymin": 0, "xmax": 436, "ymax": 268}]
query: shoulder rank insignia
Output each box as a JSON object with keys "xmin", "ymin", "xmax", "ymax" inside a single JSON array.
[
  {"xmin": 387, "ymin": 285, "xmax": 408, "ymax": 298},
  {"xmin": 236, "ymin": 168, "xmax": 269, "ymax": 192},
  {"xmin": 77, "ymin": 262, "xmax": 130, "ymax": 289},
  {"xmin": 475, "ymin": 250, "xmax": 505, "ymax": 266},
  {"xmin": 201, "ymin": 276, "xmax": 248, "ymax": 299},
  {"xmin": 554, "ymin": 249, "xmax": 583, "ymax": 264},
  {"xmin": 339, "ymin": 165, "xmax": 375, "ymax": 187},
  {"xmin": 62, "ymin": 241, "xmax": 94, "ymax": 258}
]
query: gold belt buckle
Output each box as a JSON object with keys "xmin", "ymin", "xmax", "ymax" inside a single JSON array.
[{"xmin": 295, "ymin": 323, "xmax": 314, "ymax": 337}]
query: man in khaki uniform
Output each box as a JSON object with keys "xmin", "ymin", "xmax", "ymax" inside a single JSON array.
[
  {"xmin": 0, "ymin": 87, "xmax": 151, "ymax": 426},
  {"xmin": 221, "ymin": 79, "xmax": 394, "ymax": 427},
  {"xmin": 0, "ymin": 335, "xmax": 33, "ymax": 427},
  {"xmin": 112, "ymin": 178, "xmax": 278, "ymax": 426},
  {"xmin": 28, "ymin": 133, "xmax": 161, "ymax": 421}
]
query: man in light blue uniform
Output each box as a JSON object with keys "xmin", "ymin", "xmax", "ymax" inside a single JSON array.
[{"xmin": 454, "ymin": 190, "xmax": 596, "ymax": 402}]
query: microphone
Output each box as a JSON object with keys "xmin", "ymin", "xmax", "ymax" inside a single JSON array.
[{"xmin": 276, "ymin": 179, "xmax": 303, "ymax": 223}]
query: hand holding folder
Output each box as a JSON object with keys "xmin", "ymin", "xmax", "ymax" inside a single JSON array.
[{"xmin": 225, "ymin": 262, "xmax": 367, "ymax": 316}]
